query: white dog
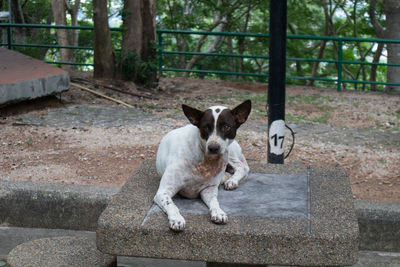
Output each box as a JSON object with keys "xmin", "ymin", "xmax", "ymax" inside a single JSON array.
[{"xmin": 154, "ymin": 100, "xmax": 251, "ymax": 231}]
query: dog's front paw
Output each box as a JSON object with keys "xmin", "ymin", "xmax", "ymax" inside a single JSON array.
[
  {"xmin": 169, "ymin": 214, "xmax": 186, "ymax": 231},
  {"xmin": 210, "ymin": 208, "xmax": 228, "ymax": 224},
  {"xmin": 224, "ymin": 179, "xmax": 239, "ymax": 190}
]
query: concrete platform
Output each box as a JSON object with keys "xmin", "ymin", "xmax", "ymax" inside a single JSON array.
[
  {"xmin": 7, "ymin": 236, "xmax": 116, "ymax": 267},
  {"xmin": 0, "ymin": 48, "xmax": 69, "ymax": 106},
  {"xmin": 97, "ymin": 161, "xmax": 359, "ymax": 266},
  {"xmin": 2, "ymin": 227, "xmax": 400, "ymax": 267}
]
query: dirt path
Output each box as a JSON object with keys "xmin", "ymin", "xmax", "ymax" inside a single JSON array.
[{"xmin": 1, "ymin": 74, "xmax": 399, "ymax": 202}]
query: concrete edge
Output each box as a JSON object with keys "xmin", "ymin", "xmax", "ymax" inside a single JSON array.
[
  {"xmin": 355, "ymin": 200, "xmax": 400, "ymax": 252},
  {"xmin": 0, "ymin": 180, "xmax": 399, "ymax": 251},
  {"xmin": 0, "ymin": 72, "xmax": 70, "ymax": 106},
  {"xmin": 0, "ymin": 180, "xmax": 119, "ymax": 231}
]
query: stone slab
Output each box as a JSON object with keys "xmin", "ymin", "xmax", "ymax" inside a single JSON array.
[
  {"xmin": 7, "ymin": 236, "xmax": 116, "ymax": 267},
  {"xmin": 356, "ymin": 200, "xmax": 400, "ymax": 252},
  {"xmin": 0, "ymin": 181, "xmax": 395, "ymax": 252},
  {"xmin": 97, "ymin": 160, "xmax": 359, "ymax": 266},
  {"xmin": 1, "ymin": 227, "xmax": 400, "ymax": 267},
  {"xmin": 150, "ymin": 173, "xmax": 308, "ymax": 218},
  {"xmin": 0, "ymin": 180, "xmax": 119, "ymax": 231},
  {"xmin": 0, "ymin": 48, "xmax": 69, "ymax": 106}
]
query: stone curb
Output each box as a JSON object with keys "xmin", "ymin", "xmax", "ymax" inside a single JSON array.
[
  {"xmin": 6, "ymin": 236, "xmax": 116, "ymax": 267},
  {"xmin": 356, "ymin": 200, "xmax": 400, "ymax": 252},
  {"xmin": 0, "ymin": 180, "xmax": 399, "ymax": 252},
  {"xmin": 0, "ymin": 48, "xmax": 70, "ymax": 106},
  {"xmin": 0, "ymin": 180, "xmax": 119, "ymax": 231}
]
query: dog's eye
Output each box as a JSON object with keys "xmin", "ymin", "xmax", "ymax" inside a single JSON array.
[
  {"xmin": 206, "ymin": 124, "xmax": 213, "ymax": 132},
  {"xmin": 222, "ymin": 124, "xmax": 231, "ymax": 132}
]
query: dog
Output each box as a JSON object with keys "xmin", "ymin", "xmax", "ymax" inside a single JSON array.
[{"xmin": 154, "ymin": 100, "xmax": 251, "ymax": 231}]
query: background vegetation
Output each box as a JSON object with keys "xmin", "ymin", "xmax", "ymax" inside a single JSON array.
[{"xmin": 0, "ymin": 0, "xmax": 398, "ymax": 91}]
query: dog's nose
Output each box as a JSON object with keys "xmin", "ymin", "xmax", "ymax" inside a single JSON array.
[{"xmin": 208, "ymin": 143, "xmax": 220, "ymax": 154}]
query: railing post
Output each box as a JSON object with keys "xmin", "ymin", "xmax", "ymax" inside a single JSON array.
[
  {"xmin": 7, "ymin": 0, "xmax": 12, "ymax": 49},
  {"xmin": 157, "ymin": 31, "xmax": 163, "ymax": 77},
  {"xmin": 7, "ymin": 24, "xmax": 12, "ymax": 49},
  {"xmin": 337, "ymin": 39, "xmax": 343, "ymax": 92}
]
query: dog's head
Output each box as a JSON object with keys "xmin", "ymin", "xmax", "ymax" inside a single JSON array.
[{"xmin": 182, "ymin": 100, "xmax": 251, "ymax": 156}]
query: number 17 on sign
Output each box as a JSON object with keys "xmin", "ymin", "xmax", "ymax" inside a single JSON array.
[{"xmin": 269, "ymin": 120, "xmax": 285, "ymax": 156}]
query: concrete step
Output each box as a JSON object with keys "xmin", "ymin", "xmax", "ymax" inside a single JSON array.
[
  {"xmin": 97, "ymin": 161, "xmax": 359, "ymax": 266},
  {"xmin": 6, "ymin": 236, "xmax": 116, "ymax": 267},
  {"xmin": 1, "ymin": 227, "xmax": 400, "ymax": 267},
  {"xmin": 0, "ymin": 48, "xmax": 69, "ymax": 106}
]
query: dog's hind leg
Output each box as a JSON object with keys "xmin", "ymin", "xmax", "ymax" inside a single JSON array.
[
  {"xmin": 200, "ymin": 185, "xmax": 228, "ymax": 224},
  {"xmin": 224, "ymin": 142, "xmax": 250, "ymax": 190}
]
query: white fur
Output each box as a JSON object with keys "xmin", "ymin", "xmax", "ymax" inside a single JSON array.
[{"xmin": 154, "ymin": 106, "xmax": 249, "ymax": 231}]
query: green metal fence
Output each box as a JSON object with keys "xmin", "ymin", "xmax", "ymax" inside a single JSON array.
[{"xmin": 1, "ymin": 23, "xmax": 400, "ymax": 91}]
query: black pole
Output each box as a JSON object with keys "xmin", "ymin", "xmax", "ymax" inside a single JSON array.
[{"xmin": 267, "ymin": 0, "xmax": 287, "ymax": 164}]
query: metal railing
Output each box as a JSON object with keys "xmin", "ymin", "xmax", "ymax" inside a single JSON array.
[{"xmin": 1, "ymin": 23, "xmax": 400, "ymax": 91}]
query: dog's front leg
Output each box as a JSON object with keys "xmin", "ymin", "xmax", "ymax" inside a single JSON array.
[
  {"xmin": 154, "ymin": 188, "xmax": 185, "ymax": 231},
  {"xmin": 224, "ymin": 143, "xmax": 250, "ymax": 190},
  {"xmin": 200, "ymin": 185, "xmax": 228, "ymax": 224}
]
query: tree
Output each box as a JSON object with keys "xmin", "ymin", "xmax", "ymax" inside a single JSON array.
[
  {"xmin": 370, "ymin": 0, "xmax": 400, "ymax": 93},
  {"xmin": 118, "ymin": 0, "xmax": 157, "ymax": 85},
  {"xmin": 93, "ymin": 0, "xmax": 115, "ymax": 78},
  {"xmin": 383, "ymin": 0, "xmax": 400, "ymax": 92},
  {"xmin": 182, "ymin": 0, "xmax": 246, "ymax": 77},
  {"xmin": 306, "ymin": 0, "xmax": 330, "ymax": 87},
  {"xmin": 50, "ymin": 0, "xmax": 81, "ymax": 70},
  {"xmin": 11, "ymin": 0, "xmax": 26, "ymax": 44}
]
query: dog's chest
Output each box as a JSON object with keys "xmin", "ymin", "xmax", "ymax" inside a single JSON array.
[
  {"xmin": 179, "ymin": 156, "xmax": 226, "ymax": 198},
  {"xmin": 193, "ymin": 156, "xmax": 226, "ymax": 180}
]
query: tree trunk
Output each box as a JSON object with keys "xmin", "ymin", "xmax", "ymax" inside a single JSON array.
[
  {"xmin": 288, "ymin": 23, "xmax": 303, "ymax": 79},
  {"xmin": 183, "ymin": 19, "xmax": 227, "ymax": 76},
  {"xmin": 119, "ymin": 0, "xmax": 157, "ymax": 86},
  {"xmin": 384, "ymin": 0, "xmax": 400, "ymax": 93},
  {"xmin": 51, "ymin": 0, "xmax": 73, "ymax": 70},
  {"xmin": 369, "ymin": 0, "xmax": 385, "ymax": 91},
  {"xmin": 93, "ymin": 0, "xmax": 115, "ymax": 79},
  {"xmin": 306, "ymin": 0, "xmax": 329, "ymax": 86},
  {"xmin": 11, "ymin": 0, "xmax": 25, "ymax": 44},
  {"xmin": 370, "ymin": 43, "xmax": 384, "ymax": 91},
  {"xmin": 182, "ymin": 0, "xmax": 234, "ymax": 77},
  {"xmin": 237, "ymin": 1, "xmax": 251, "ymax": 80},
  {"xmin": 65, "ymin": 0, "xmax": 81, "ymax": 65}
]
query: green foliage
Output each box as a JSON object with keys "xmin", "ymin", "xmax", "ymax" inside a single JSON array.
[
  {"xmin": 9, "ymin": 0, "xmax": 394, "ymax": 91},
  {"xmin": 12, "ymin": 0, "xmax": 54, "ymax": 60},
  {"xmin": 117, "ymin": 42, "xmax": 158, "ymax": 84},
  {"xmin": 117, "ymin": 50, "xmax": 140, "ymax": 80},
  {"xmin": 155, "ymin": 0, "xmax": 391, "ymax": 91}
]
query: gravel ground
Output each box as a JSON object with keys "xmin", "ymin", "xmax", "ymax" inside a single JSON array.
[{"xmin": 1, "ymin": 74, "xmax": 399, "ymax": 202}]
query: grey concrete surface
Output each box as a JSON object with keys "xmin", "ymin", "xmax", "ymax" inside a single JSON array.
[
  {"xmin": 0, "ymin": 180, "xmax": 119, "ymax": 231},
  {"xmin": 0, "ymin": 227, "xmax": 204, "ymax": 267},
  {"xmin": 7, "ymin": 236, "xmax": 116, "ymax": 267},
  {"xmin": 1, "ymin": 227, "xmax": 400, "ymax": 267},
  {"xmin": 150, "ymin": 173, "xmax": 308, "ymax": 219},
  {"xmin": 356, "ymin": 200, "xmax": 400, "ymax": 252},
  {"xmin": 0, "ymin": 74, "xmax": 70, "ymax": 106},
  {"xmin": 1, "ymin": 178, "xmax": 399, "ymax": 253},
  {"xmin": 0, "ymin": 227, "xmax": 95, "ymax": 258},
  {"xmin": 0, "ymin": 48, "xmax": 69, "ymax": 106},
  {"xmin": 97, "ymin": 161, "xmax": 359, "ymax": 266}
]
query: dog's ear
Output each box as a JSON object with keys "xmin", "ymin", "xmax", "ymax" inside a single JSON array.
[
  {"xmin": 182, "ymin": 104, "xmax": 203, "ymax": 126},
  {"xmin": 232, "ymin": 100, "xmax": 252, "ymax": 126}
]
